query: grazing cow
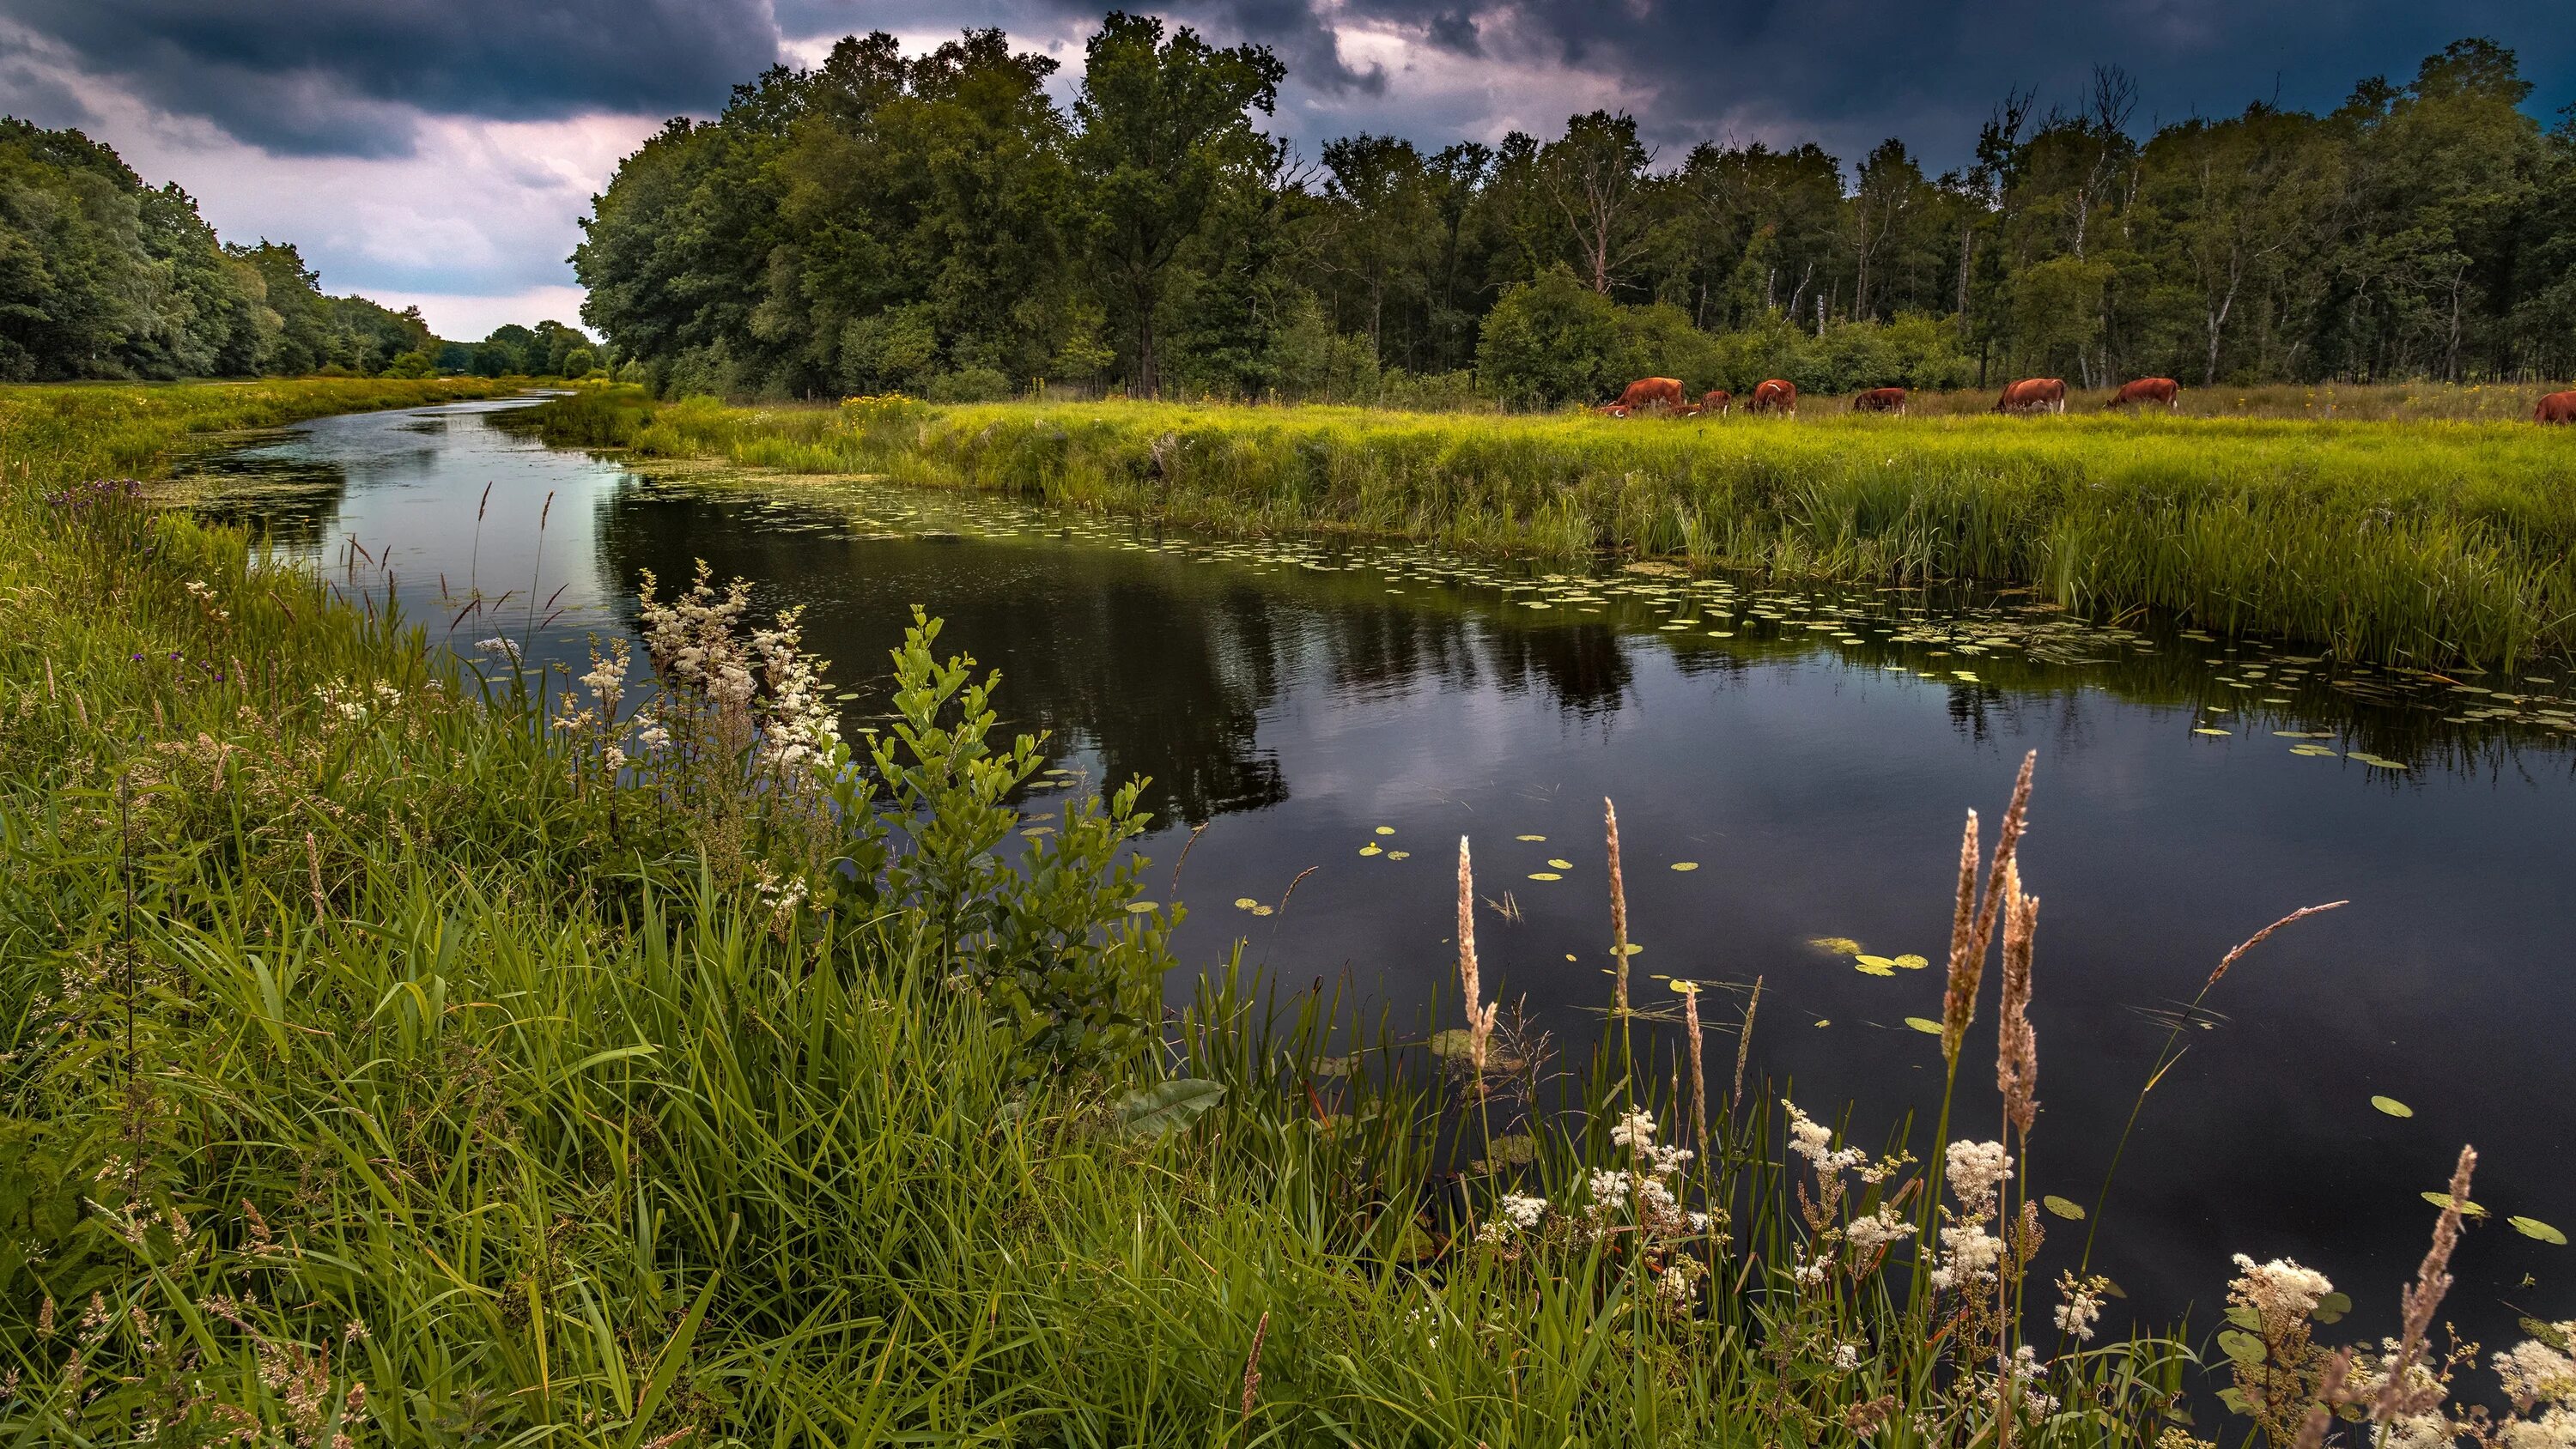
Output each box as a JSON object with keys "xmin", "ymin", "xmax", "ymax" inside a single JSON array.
[
  {"xmin": 2109, "ymin": 377, "xmax": 2180, "ymax": 410},
  {"xmin": 1615, "ymin": 377, "xmax": 1687, "ymax": 412},
  {"xmin": 1994, "ymin": 378, "xmax": 2068, "ymax": 415},
  {"xmin": 1594, "ymin": 403, "xmax": 1633, "ymax": 419},
  {"xmin": 1701, "ymin": 389, "xmax": 1733, "ymax": 414},
  {"xmin": 1851, "ymin": 386, "xmax": 1908, "ymax": 415},
  {"xmin": 1747, "ymin": 379, "xmax": 1798, "ymax": 416},
  {"xmin": 1669, "ymin": 403, "xmax": 1703, "ymax": 418},
  {"xmin": 2536, "ymin": 391, "xmax": 2576, "ymax": 424}
]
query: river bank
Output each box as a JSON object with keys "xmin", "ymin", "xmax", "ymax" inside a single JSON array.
[{"xmin": 525, "ymin": 389, "xmax": 2576, "ymax": 670}]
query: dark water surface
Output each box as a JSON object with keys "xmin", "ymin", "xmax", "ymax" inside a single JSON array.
[{"xmin": 189, "ymin": 397, "xmax": 2576, "ymax": 1349}]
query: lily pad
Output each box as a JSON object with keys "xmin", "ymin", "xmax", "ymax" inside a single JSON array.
[
  {"xmin": 1528, "ymin": 871, "xmax": 1563, "ymax": 882},
  {"xmin": 1903, "ymin": 1016, "xmax": 1943, "ymax": 1035},
  {"xmin": 1427, "ymin": 1029, "xmax": 1476, "ymax": 1058},
  {"xmin": 1614, "ymin": 943, "xmax": 1643, "ymax": 955},
  {"xmin": 1546, "ymin": 858, "xmax": 1574, "ymax": 870},
  {"xmin": 1808, "ymin": 936, "xmax": 1864, "ymax": 955},
  {"xmin": 1374, "ymin": 826, "xmax": 1396, "ymax": 835},
  {"xmin": 2509, "ymin": 1216, "xmax": 2567, "ymax": 1246},
  {"xmin": 1387, "ymin": 850, "xmax": 1411, "ymax": 860},
  {"xmin": 2193, "ymin": 727, "xmax": 2231, "ymax": 737},
  {"xmin": 1233, "ymin": 897, "xmax": 1259, "ymax": 910},
  {"xmin": 2371, "ymin": 1095, "xmax": 2413, "ymax": 1118},
  {"xmin": 1893, "ymin": 954, "xmax": 1929, "ymax": 969},
  {"xmin": 1249, "ymin": 904, "xmax": 1274, "ymax": 917},
  {"xmin": 2042, "ymin": 1195, "xmax": 2087, "ymax": 1221},
  {"xmin": 1856, "ymin": 958, "xmax": 1896, "ymax": 977},
  {"xmin": 1359, "ymin": 844, "xmax": 1382, "ymax": 857},
  {"xmin": 1670, "ymin": 861, "xmax": 1700, "ymax": 871},
  {"xmin": 2421, "ymin": 1191, "xmax": 2488, "ymax": 1217},
  {"xmin": 1856, "ymin": 954, "xmax": 1898, "ymax": 969},
  {"xmin": 1516, "ymin": 834, "xmax": 1547, "ymax": 842},
  {"xmin": 1125, "ymin": 901, "xmax": 1160, "ymax": 914}
]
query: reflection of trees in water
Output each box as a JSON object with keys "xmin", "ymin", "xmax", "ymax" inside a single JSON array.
[
  {"xmin": 185, "ymin": 456, "xmax": 348, "ymax": 551},
  {"xmin": 588, "ymin": 490, "xmax": 1678, "ymax": 825}
]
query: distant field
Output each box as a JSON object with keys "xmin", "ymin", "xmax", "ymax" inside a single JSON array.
[{"xmin": 532, "ymin": 387, "xmax": 2576, "ymax": 669}]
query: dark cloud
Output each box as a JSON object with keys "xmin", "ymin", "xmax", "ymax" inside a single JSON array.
[
  {"xmin": 794, "ymin": 0, "xmax": 2576, "ymax": 171},
  {"xmin": 7, "ymin": 0, "xmax": 783, "ymax": 155}
]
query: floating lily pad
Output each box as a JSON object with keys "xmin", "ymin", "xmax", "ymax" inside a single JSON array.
[
  {"xmin": 1903, "ymin": 1016, "xmax": 1942, "ymax": 1035},
  {"xmin": 1233, "ymin": 897, "xmax": 1259, "ymax": 910},
  {"xmin": 1667, "ymin": 979, "xmax": 1701, "ymax": 994},
  {"xmin": 1808, "ymin": 936, "xmax": 1864, "ymax": 955},
  {"xmin": 2043, "ymin": 1196, "xmax": 2087, "ymax": 1221},
  {"xmin": 1546, "ymin": 858, "xmax": 1574, "ymax": 870},
  {"xmin": 1374, "ymin": 826, "xmax": 1396, "ymax": 835},
  {"xmin": 2421, "ymin": 1191, "xmax": 2488, "ymax": 1216},
  {"xmin": 1893, "ymin": 953, "xmax": 1929, "ymax": 969},
  {"xmin": 1815, "ymin": 1019, "xmax": 1832, "ymax": 1028},
  {"xmin": 1359, "ymin": 844, "xmax": 1382, "ymax": 857},
  {"xmin": 1387, "ymin": 851, "xmax": 1410, "ymax": 860},
  {"xmin": 1856, "ymin": 958, "xmax": 1896, "ymax": 977},
  {"xmin": 2371, "ymin": 1095, "xmax": 2413, "ymax": 1118},
  {"xmin": 1528, "ymin": 871, "xmax": 1562, "ymax": 882},
  {"xmin": 1671, "ymin": 861, "xmax": 1700, "ymax": 871},
  {"xmin": 2193, "ymin": 727, "xmax": 2230, "ymax": 736},
  {"xmin": 1250, "ymin": 904, "xmax": 1274, "ymax": 917},
  {"xmin": 1856, "ymin": 954, "xmax": 1898, "ymax": 969},
  {"xmin": 1427, "ymin": 1029, "xmax": 1475, "ymax": 1058},
  {"xmin": 1615, "ymin": 943, "xmax": 1643, "ymax": 955},
  {"xmin": 2509, "ymin": 1216, "xmax": 2567, "ymax": 1245},
  {"xmin": 1516, "ymin": 834, "xmax": 1547, "ymax": 842}
]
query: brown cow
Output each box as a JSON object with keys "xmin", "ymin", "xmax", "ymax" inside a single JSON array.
[
  {"xmin": 2535, "ymin": 391, "xmax": 2576, "ymax": 423},
  {"xmin": 1747, "ymin": 379, "xmax": 1798, "ymax": 415},
  {"xmin": 2109, "ymin": 377, "xmax": 2180, "ymax": 410},
  {"xmin": 1701, "ymin": 389, "xmax": 1733, "ymax": 414},
  {"xmin": 1594, "ymin": 403, "xmax": 1632, "ymax": 419},
  {"xmin": 1851, "ymin": 386, "xmax": 1908, "ymax": 415},
  {"xmin": 1995, "ymin": 378, "xmax": 2067, "ymax": 415},
  {"xmin": 1615, "ymin": 377, "xmax": 1686, "ymax": 412}
]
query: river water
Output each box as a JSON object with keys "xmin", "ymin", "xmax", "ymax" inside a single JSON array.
[{"xmin": 187, "ymin": 395, "xmax": 2575, "ymax": 1351}]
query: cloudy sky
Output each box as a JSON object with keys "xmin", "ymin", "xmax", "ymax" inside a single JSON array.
[{"xmin": 3, "ymin": 0, "xmax": 2568, "ymax": 340}]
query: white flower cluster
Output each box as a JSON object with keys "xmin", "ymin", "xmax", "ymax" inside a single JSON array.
[
  {"xmin": 2494, "ymin": 1324, "xmax": 2576, "ymax": 1449},
  {"xmin": 2054, "ymin": 1270, "xmax": 2107, "ymax": 1342},
  {"xmin": 1784, "ymin": 1100, "xmax": 1866, "ymax": 1175},
  {"xmin": 1943, "ymin": 1140, "xmax": 2014, "ymax": 1214},
  {"xmin": 1609, "ymin": 1108, "xmax": 1656, "ymax": 1149},
  {"xmin": 2227, "ymin": 1253, "xmax": 2334, "ymax": 1332},
  {"xmin": 1930, "ymin": 1222, "xmax": 2002, "ymax": 1291},
  {"xmin": 1833, "ymin": 1342, "xmax": 1863, "ymax": 1372},
  {"xmin": 1479, "ymin": 1192, "xmax": 1551, "ymax": 1245},
  {"xmin": 1845, "ymin": 1204, "xmax": 1916, "ymax": 1255}
]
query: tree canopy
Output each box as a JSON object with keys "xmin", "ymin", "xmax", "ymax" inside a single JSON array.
[{"xmin": 576, "ymin": 27, "xmax": 2576, "ymax": 403}]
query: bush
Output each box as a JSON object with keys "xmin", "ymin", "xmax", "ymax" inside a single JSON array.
[
  {"xmin": 927, "ymin": 366, "xmax": 1015, "ymax": 403},
  {"xmin": 1476, "ymin": 265, "xmax": 1632, "ymax": 407}
]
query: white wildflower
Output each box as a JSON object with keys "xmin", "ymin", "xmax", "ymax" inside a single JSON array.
[
  {"xmin": 2496, "ymin": 1329, "xmax": 2576, "ymax": 1409},
  {"xmin": 1499, "ymin": 1193, "xmax": 1548, "ymax": 1229},
  {"xmin": 1609, "ymin": 1108, "xmax": 1656, "ymax": 1150},
  {"xmin": 2054, "ymin": 1270, "xmax": 2107, "ymax": 1342},
  {"xmin": 1834, "ymin": 1342, "xmax": 1862, "ymax": 1372},
  {"xmin": 1845, "ymin": 1204, "xmax": 1916, "ymax": 1255},
  {"xmin": 1784, "ymin": 1100, "xmax": 1865, "ymax": 1174},
  {"xmin": 1930, "ymin": 1222, "xmax": 2002, "ymax": 1291},
  {"xmin": 2228, "ymin": 1253, "xmax": 2333, "ymax": 1331},
  {"xmin": 2495, "ymin": 1409, "xmax": 2576, "ymax": 1449},
  {"xmin": 1943, "ymin": 1139, "xmax": 2013, "ymax": 1213},
  {"xmin": 1646, "ymin": 1143, "xmax": 1694, "ymax": 1177}
]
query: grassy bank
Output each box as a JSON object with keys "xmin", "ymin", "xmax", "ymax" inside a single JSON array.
[
  {"xmin": 544, "ymin": 391, "xmax": 2576, "ymax": 670},
  {"xmin": 5, "ymin": 380, "xmax": 2565, "ymax": 1447}
]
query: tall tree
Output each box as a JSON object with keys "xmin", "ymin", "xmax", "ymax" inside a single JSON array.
[{"xmin": 1070, "ymin": 12, "xmax": 1283, "ymax": 396}]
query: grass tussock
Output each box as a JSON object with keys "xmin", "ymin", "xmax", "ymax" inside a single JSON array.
[
  {"xmin": 540, "ymin": 387, "xmax": 2576, "ymax": 669},
  {"xmin": 4, "ymin": 380, "xmax": 2572, "ymax": 1447}
]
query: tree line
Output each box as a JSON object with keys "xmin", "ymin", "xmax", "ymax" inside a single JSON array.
[
  {"xmin": 0, "ymin": 118, "xmax": 601, "ymax": 382},
  {"xmin": 573, "ymin": 19, "xmax": 2576, "ymax": 405}
]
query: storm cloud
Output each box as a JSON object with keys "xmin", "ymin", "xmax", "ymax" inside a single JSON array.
[{"xmin": 4, "ymin": 0, "xmax": 783, "ymax": 155}]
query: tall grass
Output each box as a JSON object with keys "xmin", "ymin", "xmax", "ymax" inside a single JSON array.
[
  {"xmin": 539, "ymin": 389, "xmax": 2576, "ymax": 669},
  {"xmin": 3, "ymin": 381, "xmax": 2565, "ymax": 1448}
]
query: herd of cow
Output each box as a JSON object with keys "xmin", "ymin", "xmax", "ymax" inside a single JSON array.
[{"xmin": 1595, "ymin": 376, "xmax": 2576, "ymax": 421}]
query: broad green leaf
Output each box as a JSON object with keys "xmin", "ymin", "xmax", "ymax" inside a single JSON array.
[
  {"xmin": 1902, "ymin": 1017, "xmax": 1942, "ymax": 1035},
  {"xmin": 2371, "ymin": 1095, "xmax": 2412, "ymax": 1118},
  {"xmin": 1114, "ymin": 1079, "xmax": 1225, "ymax": 1139},
  {"xmin": 2042, "ymin": 1195, "xmax": 2086, "ymax": 1221},
  {"xmin": 2218, "ymin": 1329, "xmax": 2269, "ymax": 1366},
  {"xmin": 2510, "ymin": 1216, "xmax": 2567, "ymax": 1246}
]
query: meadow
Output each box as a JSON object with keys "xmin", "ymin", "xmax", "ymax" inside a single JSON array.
[
  {"xmin": 3, "ymin": 379, "xmax": 2569, "ymax": 1448},
  {"xmin": 531, "ymin": 385, "xmax": 2576, "ymax": 671}
]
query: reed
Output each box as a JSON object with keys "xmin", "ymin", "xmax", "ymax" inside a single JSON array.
[{"xmin": 538, "ymin": 388, "xmax": 2576, "ymax": 668}]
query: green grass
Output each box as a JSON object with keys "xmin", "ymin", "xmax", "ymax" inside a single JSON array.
[
  {"xmin": 6, "ymin": 379, "xmax": 2547, "ymax": 1447},
  {"xmin": 542, "ymin": 390, "xmax": 2576, "ymax": 670}
]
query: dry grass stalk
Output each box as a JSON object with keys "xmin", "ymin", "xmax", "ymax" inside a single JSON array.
[
  {"xmin": 1996, "ymin": 860, "xmax": 2040, "ymax": 1137},
  {"xmin": 1942, "ymin": 749, "xmax": 2034, "ymax": 1068},
  {"xmin": 1940, "ymin": 809, "xmax": 1982, "ymax": 1063},
  {"xmin": 2377, "ymin": 1144, "xmax": 2476, "ymax": 1423},
  {"xmin": 1730, "ymin": 976, "xmax": 1762, "ymax": 1117},
  {"xmin": 1239, "ymin": 1308, "xmax": 1268, "ymax": 1428},
  {"xmin": 1683, "ymin": 984, "xmax": 1708, "ymax": 1162},
  {"xmin": 1604, "ymin": 797, "xmax": 1630, "ymax": 1016},
  {"xmin": 2293, "ymin": 1349, "xmax": 2354, "ymax": 1449},
  {"xmin": 2208, "ymin": 900, "xmax": 2349, "ymax": 991},
  {"xmin": 1456, "ymin": 837, "xmax": 1498, "ymax": 1084}
]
